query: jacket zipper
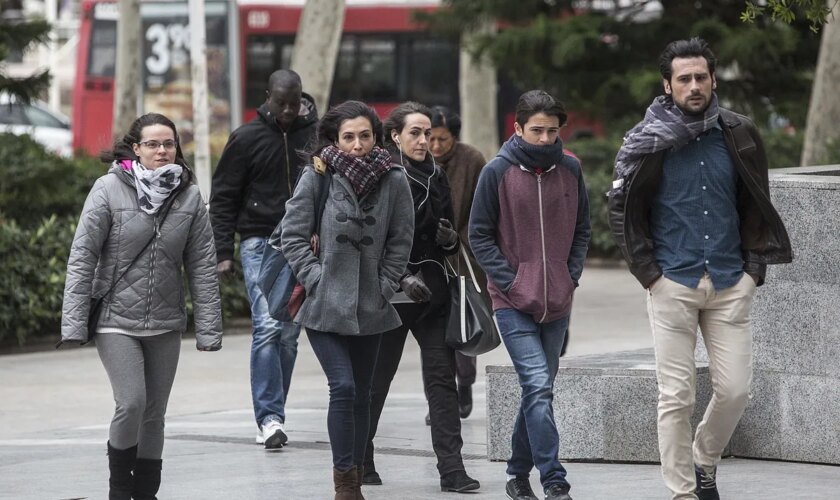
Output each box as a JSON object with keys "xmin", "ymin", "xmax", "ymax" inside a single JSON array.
[
  {"xmin": 284, "ymin": 132, "xmax": 292, "ymax": 195},
  {"xmin": 537, "ymin": 173, "xmax": 549, "ymax": 323},
  {"xmin": 144, "ymin": 217, "xmax": 160, "ymax": 329}
]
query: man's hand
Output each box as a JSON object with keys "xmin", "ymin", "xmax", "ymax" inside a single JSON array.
[
  {"xmin": 400, "ymin": 274, "xmax": 432, "ymax": 303},
  {"xmin": 216, "ymin": 260, "xmax": 235, "ymax": 276},
  {"xmin": 436, "ymin": 219, "xmax": 458, "ymax": 247}
]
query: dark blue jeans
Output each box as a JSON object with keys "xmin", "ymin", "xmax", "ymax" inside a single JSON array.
[
  {"xmin": 495, "ymin": 308, "xmax": 570, "ymax": 490},
  {"xmin": 240, "ymin": 236, "xmax": 302, "ymax": 427},
  {"xmin": 307, "ymin": 329, "xmax": 382, "ymax": 471}
]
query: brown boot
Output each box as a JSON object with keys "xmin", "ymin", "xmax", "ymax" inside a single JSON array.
[
  {"xmin": 333, "ymin": 466, "xmax": 357, "ymax": 500},
  {"xmin": 354, "ymin": 465, "xmax": 366, "ymax": 500}
]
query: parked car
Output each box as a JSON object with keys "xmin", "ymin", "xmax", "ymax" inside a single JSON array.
[{"xmin": 0, "ymin": 93, "xmax": 73, "ymax": 157}]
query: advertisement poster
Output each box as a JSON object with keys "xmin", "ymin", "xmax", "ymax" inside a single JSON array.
[{"xmin": 140, "ymin": 1, "xmax": 231, "ymax": 157}]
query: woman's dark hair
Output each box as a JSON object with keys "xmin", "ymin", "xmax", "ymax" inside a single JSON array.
[
  {"xmin": 515, "ymin": 90, "xmax": 567, "ymax": 127},
  {"xmin": 383, "ymin": 101, "xmax": 432, "ymax": 146},
  {"xmin": 659, "ymin": 37, "xmax": 717, "ymax": 82},
  {"xmin": 308, "ymin": 100, "xmax": 383, "ymax": 158},
  {"xmin": 100, "ymin": 113, "xmax": 189, "ymax": 170},
  {"xmin": 430, "ymin": 105, "xmax": 461, "ymax": 139}
]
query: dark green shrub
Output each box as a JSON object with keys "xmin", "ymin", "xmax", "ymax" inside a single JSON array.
[
  {"xmin": 567, "ymin": 136, "xmax": 622, "ymax": 259},
  {"xmin": 0, "ymin": 133, "xmax": 105, "ymax": 228},
  {"xmin": 0, "ymin": 137, "xmax": 250, "ymax": 346},
  {"xmin": 0, "ymin": 215, "xmax": 75, "ymax": 345}
]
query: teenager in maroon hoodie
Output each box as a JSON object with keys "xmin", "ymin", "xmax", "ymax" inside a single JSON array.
[{"xmin": 469, "ymin": 90, "xmax": 590, "ymax": 500}]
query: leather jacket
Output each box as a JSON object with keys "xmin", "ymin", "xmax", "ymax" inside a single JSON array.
[{"xmin": 607, "ymin": 108, "xmax": 792, "ymax": 288}]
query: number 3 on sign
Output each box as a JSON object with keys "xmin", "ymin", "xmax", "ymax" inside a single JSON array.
[
  {"xmin": 146, "ymin": 24, "xmax": 170, "ymax": 75},
  {"xmin": 145, "ymin": 23, "xmax": 190, "ymax": 75}
]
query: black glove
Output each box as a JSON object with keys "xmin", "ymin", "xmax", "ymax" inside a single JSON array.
[
  {"xmin": 400, "ymin": 274, "xmax": 432, "ymax": 303},
  {"xmin": 436, "ymin": 219, "xmax": 458, "ymax": 247}
]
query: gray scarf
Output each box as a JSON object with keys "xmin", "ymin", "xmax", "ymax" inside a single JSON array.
[{"xmin": 612, "ymin": 93, "xmax": 720, "ymax": 192}]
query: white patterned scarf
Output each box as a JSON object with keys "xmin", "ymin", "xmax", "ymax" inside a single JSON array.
[{"xmin": 126, "ymin": 160, "xmax": 183, "ymax": 214}]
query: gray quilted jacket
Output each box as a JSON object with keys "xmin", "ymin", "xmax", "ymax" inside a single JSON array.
[
  {"xmin": 281, "ymin": 165, "xmax": 414, "ymax": 335},
  {"xmin": 61, "ymin": 165, "xmax": 223, "ymax": 349}
]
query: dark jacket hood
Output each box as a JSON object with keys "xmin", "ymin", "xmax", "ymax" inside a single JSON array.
[
  {"xmin": 497, "ymin": 134, "xmax": 567, "ymax": 171},
  {"xmin": 256, "ymin": 91, "xmax": 318, "ymax": 133}
]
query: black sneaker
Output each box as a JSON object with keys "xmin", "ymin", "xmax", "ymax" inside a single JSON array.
[
  {"xmin": 505, "ymin": 477, "xmax": 538, "ymax": 500},
  {"xmin": 695, "ymin": 465, "xmax": 720, "ymax": 500},
  {"xmin": 545, "ymin": 483, "xmax": 573, "ymax": 500},
  {"xmin": 440, "ymin": 470, "xmax": 480, "ymax": 493},
  {"xmin": 361, "ymin": 469, "xmax": 382, "ymax": 485}
]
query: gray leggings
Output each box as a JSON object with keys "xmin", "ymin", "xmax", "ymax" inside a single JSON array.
[{"xmin": 96, "ymin": 331, "xmax": 181, "ymax": 459}]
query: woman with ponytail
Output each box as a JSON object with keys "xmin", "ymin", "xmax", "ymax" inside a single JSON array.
[{"xmin": 61, "ymin": 113, "xmax": 222, "ymax": 499}]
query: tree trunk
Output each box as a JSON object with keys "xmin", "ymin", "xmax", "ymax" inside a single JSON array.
[
  {"xmin": 189, "ymin": 0, "xmax": 212, "ymax": 200},
  {"xmin": 459, "ymin": 19, "xmax": 499, "ymax": 160},
  {"xmin": 290, "ymin": 0, "xmax": 346, "ymax": 116},
  {"xmin": 112, "ymin": 0, "xmax": 141, "ymax": 139},
  {"xmin": 802, "ymin": 2, "xmax": 840, "ymax": 166}
]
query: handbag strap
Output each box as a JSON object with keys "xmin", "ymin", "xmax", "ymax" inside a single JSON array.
[{"xmin": 446, "ymin": 237, "xmax": 482, "ymax": 294}]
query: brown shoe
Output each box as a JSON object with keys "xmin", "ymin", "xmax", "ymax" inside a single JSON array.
[{"xmin": 333, "ymin": 466, "xmax": 357, "ymax": 500}]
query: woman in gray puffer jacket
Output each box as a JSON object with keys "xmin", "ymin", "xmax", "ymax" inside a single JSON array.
[{"xmin": 61, "ymin": 113, "xmax": 222, "ymax": 500}]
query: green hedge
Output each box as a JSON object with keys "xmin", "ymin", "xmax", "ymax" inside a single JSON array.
[
  {"xmin": 0, "ymin": 134, "xmax": 250, "ymax": 347},
  {"xmin": 567, "ymin": 136, "xmax": 623, "ymax": 259}
]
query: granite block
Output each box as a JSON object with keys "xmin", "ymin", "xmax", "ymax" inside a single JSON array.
[
  {"xmin": 750, "ymin": 279, "xmax": 831, "ymax": 376},
  {"xmin": 730, "ymin": 372, "xmax": 783, "ymax": 460},
  {"xmin": 487, "ymin": 349, "xmax": 720, "ymax": 463},
  {"xmin": 779, "ymin": 375, "xmax": 840, "ymax": 464},
  {"xmin": 486, "ymin": 369, "xmax": 520, "ymax": 461},
  {"xmin": 766, "ymin": 172, "xmax": 840, "ymax": 285}
]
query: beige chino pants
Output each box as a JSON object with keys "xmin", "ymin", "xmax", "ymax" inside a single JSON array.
[{"xmin": 646, "ymin": 273, "xmax": 755, "ymax": 500}]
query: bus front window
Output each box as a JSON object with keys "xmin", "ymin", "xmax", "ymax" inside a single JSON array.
[{"xmin": 88, "ymin": 19, "xmax": 117, "ymax": 78}]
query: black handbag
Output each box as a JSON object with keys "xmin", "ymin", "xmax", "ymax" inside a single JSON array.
[{"xmin": 445, "ymin": 244, "xmax": 501, "ymax": 356}]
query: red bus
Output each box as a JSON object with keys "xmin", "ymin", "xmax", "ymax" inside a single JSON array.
[{"xmin": 73, "ymin": 0, "xmax": 600, "ymax": 156}]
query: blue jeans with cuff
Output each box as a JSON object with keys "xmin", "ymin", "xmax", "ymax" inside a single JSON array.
[
  {"xmin": 495, "ymin": 308, "xmax": 570, "ymax": 490},
  {"xmin": 240, "ymin": 236, "xmax": 302, "ymax": 427}
]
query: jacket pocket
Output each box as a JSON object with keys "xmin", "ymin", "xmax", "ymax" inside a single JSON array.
[
  {"xmin": 505, "ymin": 262, "xmax": 545, "ymax": 316},
  {"xmin": 545, "ymin": 260, "xmax": 574, "ymax": 315}
]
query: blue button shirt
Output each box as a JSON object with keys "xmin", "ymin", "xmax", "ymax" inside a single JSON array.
[{"xmin": 650, "ymin": 126, "xmax": 743, "ymax": 290}]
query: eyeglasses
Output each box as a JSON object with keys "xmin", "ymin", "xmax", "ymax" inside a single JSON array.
[{"xmin": 138, "ymin": 140, "xmax": 178, "ymax": 151}]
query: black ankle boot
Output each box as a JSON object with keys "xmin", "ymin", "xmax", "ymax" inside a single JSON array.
[
  {"xmin": 133, "ymin": 458, "xmax": 163, "ymax": 500},
  {"xmin": 107, "ymin": 442, "xmax": 136, "ymax": 500}
]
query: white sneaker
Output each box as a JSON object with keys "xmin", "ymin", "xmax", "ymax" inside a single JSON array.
[{"xmin": 259, "ymin": 420, "xmax": 287, "ymax": 449}]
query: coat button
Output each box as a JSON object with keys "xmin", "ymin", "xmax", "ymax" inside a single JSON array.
[{"xmin": 421, "ymin": 234, "xmax": 428, "ymax": 241}]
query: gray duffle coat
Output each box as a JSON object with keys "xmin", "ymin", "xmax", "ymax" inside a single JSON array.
[
  {"xmin": 61, "ymin": 165, "xmax": 223, "ymax": 349},
  {"xmin": 281, "ymin": 165, "xmax": 414, "ymax": 335}
]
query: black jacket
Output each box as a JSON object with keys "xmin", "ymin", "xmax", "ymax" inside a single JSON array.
[
  {"xmin": 392, "ymin": 149, "xmax": 459, "ymax": 310},
  {"xmin": 209, "ymin": 94, "xmax": 317, "ymax": 262},
  {"xmin": 607, "ymin": 108, "xmax": 792, "ymax": 288}
]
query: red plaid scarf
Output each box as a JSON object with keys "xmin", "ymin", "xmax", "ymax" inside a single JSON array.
[{"xmin": 319, "ymin": 145, "xmax": 393, "ymax": 198}]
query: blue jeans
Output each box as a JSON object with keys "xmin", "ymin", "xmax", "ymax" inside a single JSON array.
[
  {"xmin": 495, "ymin": 308, "xmax": 570, "ymax": 490},
  {"xmin": 307, "ymin": 329, "xmax": 382, "ymax": 471},
  {"xmin": 240, "ymin": 236, "xmax": 302, "ymax": 427}
]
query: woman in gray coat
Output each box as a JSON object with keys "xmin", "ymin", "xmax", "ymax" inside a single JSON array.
[
  {"xmin": 280, "ymin": 101, "xmax": 414, "ymax": 500},
  {"xmin": 60, "ymin": 113, "xmax": 222, "ymax": 499}
]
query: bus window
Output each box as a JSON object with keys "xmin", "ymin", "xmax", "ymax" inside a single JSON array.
[
  {"xmin": 244, "ymin": 35, "xmax": 293, "ymax": 108},
  {"xmin": 332, "ymin": 36, "xmax": 396, "ymax": 104},
  {"xmin": 407, "ymin": 38, "xmax": 458, "ymax": 108},
  {"xmin": 87, "ymin": 19, "xmax": 117, "ymax": 77}
]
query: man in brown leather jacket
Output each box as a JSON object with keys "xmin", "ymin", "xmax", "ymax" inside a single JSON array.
[{"xmin": 608, "ymin": 38, "xmax": 792, "ymax": 500}]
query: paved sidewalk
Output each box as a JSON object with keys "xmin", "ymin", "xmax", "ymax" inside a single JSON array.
[{"xmin": 1, "ymin": 268, "xmax": 837, "ymax": 499}]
